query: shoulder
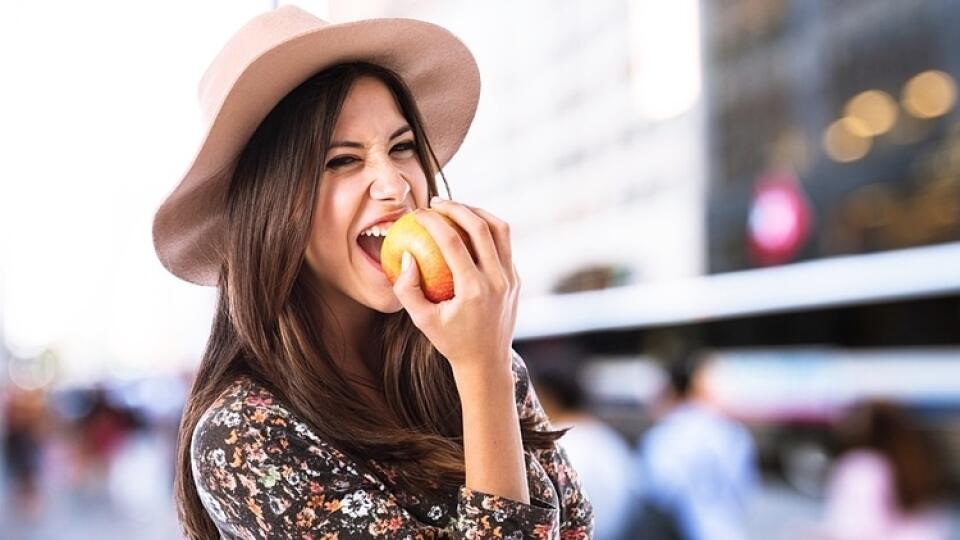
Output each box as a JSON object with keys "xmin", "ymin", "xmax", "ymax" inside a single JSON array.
[
  {"xmin": 196, "ymin": 375, "xmax": 286, "ymax": 426},
  {"xmin": 190, "ymin": 375, "xmax": 354, "ymax": 486},
  {"xmin": 189, "ymin": 377, "xmax": 396, "ymax": 534},
  {"xmin": 191, "ymin": 375, "xmax": 292, "ymax": 458}
]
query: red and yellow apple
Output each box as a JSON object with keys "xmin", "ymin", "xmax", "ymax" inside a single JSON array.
[{"xmin": 380, "ymin": 210, "xmax": 472, "ymax": 303}]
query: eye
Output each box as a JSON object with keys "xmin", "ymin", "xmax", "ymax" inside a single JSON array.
[
  {"xmin": 391, "ymin": 141, "xmax": 416, "ymax": 155},
  {"xmin": 326, "ymin": 155, "xmax": 358, "ymax": 169}
]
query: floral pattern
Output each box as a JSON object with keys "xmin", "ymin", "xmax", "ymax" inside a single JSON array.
[{"xmin": 192, "ymin": 351, "xmax": 594, "ymax": 538}]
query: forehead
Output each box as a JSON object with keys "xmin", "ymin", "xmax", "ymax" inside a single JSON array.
[{"xmin": 333, "ymin": 76, "xmax": 407, "ymax": 137}]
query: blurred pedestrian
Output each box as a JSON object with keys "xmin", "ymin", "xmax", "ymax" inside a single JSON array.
[
  {"xmin": 819, "ymin": 400, "xmax": 950, "ymax": 540},
  {"xmin": 75, "ymin": 385, "xmax": 136, "ymax": 496},
  {"xmin": 632, "ymin": 353, "xmax": 758, "ymax": 540},
  {"xmin": 2, "ymin": 387, "xmax": 49, "ymax": 520},
  {"xmin": 528, "ymin": 346, "xmax": 635, "ymax": 540}
]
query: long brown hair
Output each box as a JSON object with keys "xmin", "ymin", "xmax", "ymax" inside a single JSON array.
[{"xmin": 173, "ymin": 62, "xmax": 568, "ymax": 539}]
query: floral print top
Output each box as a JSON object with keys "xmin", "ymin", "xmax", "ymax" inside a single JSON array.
[{"xmin": 191, "ymin": 351, "xmax": 595, "ymax": 539}]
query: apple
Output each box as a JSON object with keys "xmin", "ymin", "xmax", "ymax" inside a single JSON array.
[{"xmin": 380, "ymin": 209, "xmax": 473, "ymax": 303}]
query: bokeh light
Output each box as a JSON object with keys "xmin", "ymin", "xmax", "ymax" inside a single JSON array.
[
  {"xmin": 843, "ymin": 90, "xmax": 898, "ymax": 137},
  {"xmin": 902, "ymin": 70, "xmax": 957, "ymax": 119},
  {"xmin": 8, "ymin": 349, "xmax": 59, "ymax": 391},
  {"xmin": 823, "ymin": 117, "xmax": 873, "ymax": 163}
]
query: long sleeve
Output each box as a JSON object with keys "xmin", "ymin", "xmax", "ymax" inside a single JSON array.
[
  {"xmin": 191, "ymin": 376, "xmax": 576, "ymax": 539},
  {"xmin": 510, "ymin": 350, "xmax": 596, "ymax": 539}
]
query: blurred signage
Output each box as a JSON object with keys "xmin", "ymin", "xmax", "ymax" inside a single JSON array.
[{"xmin": 747, "ymin": 169, "xmax": 813, "ymax": 266}]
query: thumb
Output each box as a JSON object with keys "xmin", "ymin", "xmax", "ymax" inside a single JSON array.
[{"xmin": 392, "ymin": 251, "xmax": 433, "ymax": 316}]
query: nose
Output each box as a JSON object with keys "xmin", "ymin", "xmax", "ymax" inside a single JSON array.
[{"xmin": 368, "ymin": 155, "xmax": 411, "ymax": 202}]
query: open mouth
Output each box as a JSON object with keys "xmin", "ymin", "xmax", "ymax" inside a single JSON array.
[
  {"xmin": 357, "ymin": 234, "xmax": 385, "ymax": 266},
  {"xmin": 356, "ymin": 216, "xmax": 403, "ymax": 270}
]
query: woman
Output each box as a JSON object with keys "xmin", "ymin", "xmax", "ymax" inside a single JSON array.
[{"xmin": 151, "ymin": 6, "xmax": 594, "ymax": 539}]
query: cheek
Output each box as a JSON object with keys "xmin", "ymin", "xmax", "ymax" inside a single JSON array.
[
  {"xmin": 305, "ymin": 224, "xmax": 333, "ymax": 274},
  {"xmin": 307, "ymin": 187, "xmax": 355, "ymax": 263}
]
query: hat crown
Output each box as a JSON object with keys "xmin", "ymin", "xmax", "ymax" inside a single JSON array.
[{"xmin": 197, "ymin": 6, "xmax": 329, "ymax": 124}]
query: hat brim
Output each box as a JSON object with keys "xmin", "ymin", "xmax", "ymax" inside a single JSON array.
[{"xmin": 152, "ymin": 17, "xmax": 480, "ymax": 286}]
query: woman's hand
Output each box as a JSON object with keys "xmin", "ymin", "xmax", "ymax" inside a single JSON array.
[
  {"xmin": 391, "ymin": 197, "xmax": 520, "ymax": 377},
  {"xmin": 393, "ymin": 199, "xmax": 530, "ymax": 505}
]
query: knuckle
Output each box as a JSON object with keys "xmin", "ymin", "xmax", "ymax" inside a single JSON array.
[
  {"xmin": 482, "ymin": 213, "xmax": 508, "ymax": 234},
  {"xmin": 456, "ymin": 288, "xmax": 483, "ymax": 304},
  {"xmin": 431, "ymin": 223, "xmax": 460, "ymax": 246},
  {"xmin": 465, "ymin": 214, "xmax": 491, "ymax": 236},
  {"xmin": 462, "ymin": 286, "xmax": 483, "ymax": 302},
  {"xmin": 480, "ymin": 207, "xmax": 503, "ymax": 223}
]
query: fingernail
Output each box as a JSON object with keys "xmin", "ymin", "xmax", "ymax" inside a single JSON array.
[
  {"xmin": 430, "ymin": 195, "xmax": 443, "ymax": 205},
  {"xmin": 401, "ymin": 251, "xmax": 411, "ymax": 272}
]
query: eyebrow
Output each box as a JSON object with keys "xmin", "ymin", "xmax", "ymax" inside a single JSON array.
[{"xmin": 328, "ymin": 125, "xmax": 412, "ymax": 150}]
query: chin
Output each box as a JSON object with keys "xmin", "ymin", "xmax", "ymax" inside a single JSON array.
[
  {"xmin": 378, "ymin": 302, "xmax": 404, "ymax": 314},
  {"xmin": 367, "ymin": 292, "xmax": 404, "ymax": 314}
]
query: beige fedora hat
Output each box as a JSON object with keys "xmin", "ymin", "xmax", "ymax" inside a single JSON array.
[{"xmin": 152, "ymin": 5, "xmax": 480, "ymax": 286}]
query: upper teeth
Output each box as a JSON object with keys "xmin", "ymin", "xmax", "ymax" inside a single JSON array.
[{"xmin": 361, "ymin": 222, "xmax": 394, "ymax": 237}]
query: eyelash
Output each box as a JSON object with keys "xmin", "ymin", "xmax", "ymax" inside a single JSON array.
[{"xmin": 325, "ymin": 141, "xmax": 417, "ymax": 170}]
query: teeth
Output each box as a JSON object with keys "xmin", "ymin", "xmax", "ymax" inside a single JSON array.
[{"xmin": 360, "ymin": 222, "xmax": 394, "ymax": 237}]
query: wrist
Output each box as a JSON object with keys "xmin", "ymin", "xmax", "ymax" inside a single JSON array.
[
  {"xmin": 450, "ymin": 353, "xmax": 512, "ymax": 380},
  {"xmin": 451, "ymin": 357, "xmax": 514, "ymax": 396}
]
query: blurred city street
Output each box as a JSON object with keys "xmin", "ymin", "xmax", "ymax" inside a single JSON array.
[
  {"xmin": 0, "ymin": 431, "xmax": 180, "ymax": 540},
  {"xmin": 4, "ymin": 0, "xmax": 960, "ymax": 538},
  {"xmin": 2, "ymin": 426, "xmax": 959, "ymax": 539},
  {"xmin": 0, "ymin": 430, "xmax": 892, "ymax": 540}
]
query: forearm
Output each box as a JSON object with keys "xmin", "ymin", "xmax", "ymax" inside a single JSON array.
[{"xmin": 453, "ymin": 360, "xmax": 530, "ymax": 505}]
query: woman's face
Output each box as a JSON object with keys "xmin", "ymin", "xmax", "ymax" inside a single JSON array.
[{"xmin": 304, "ymin": 76, "xmax": 428, "ymax": 315}]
